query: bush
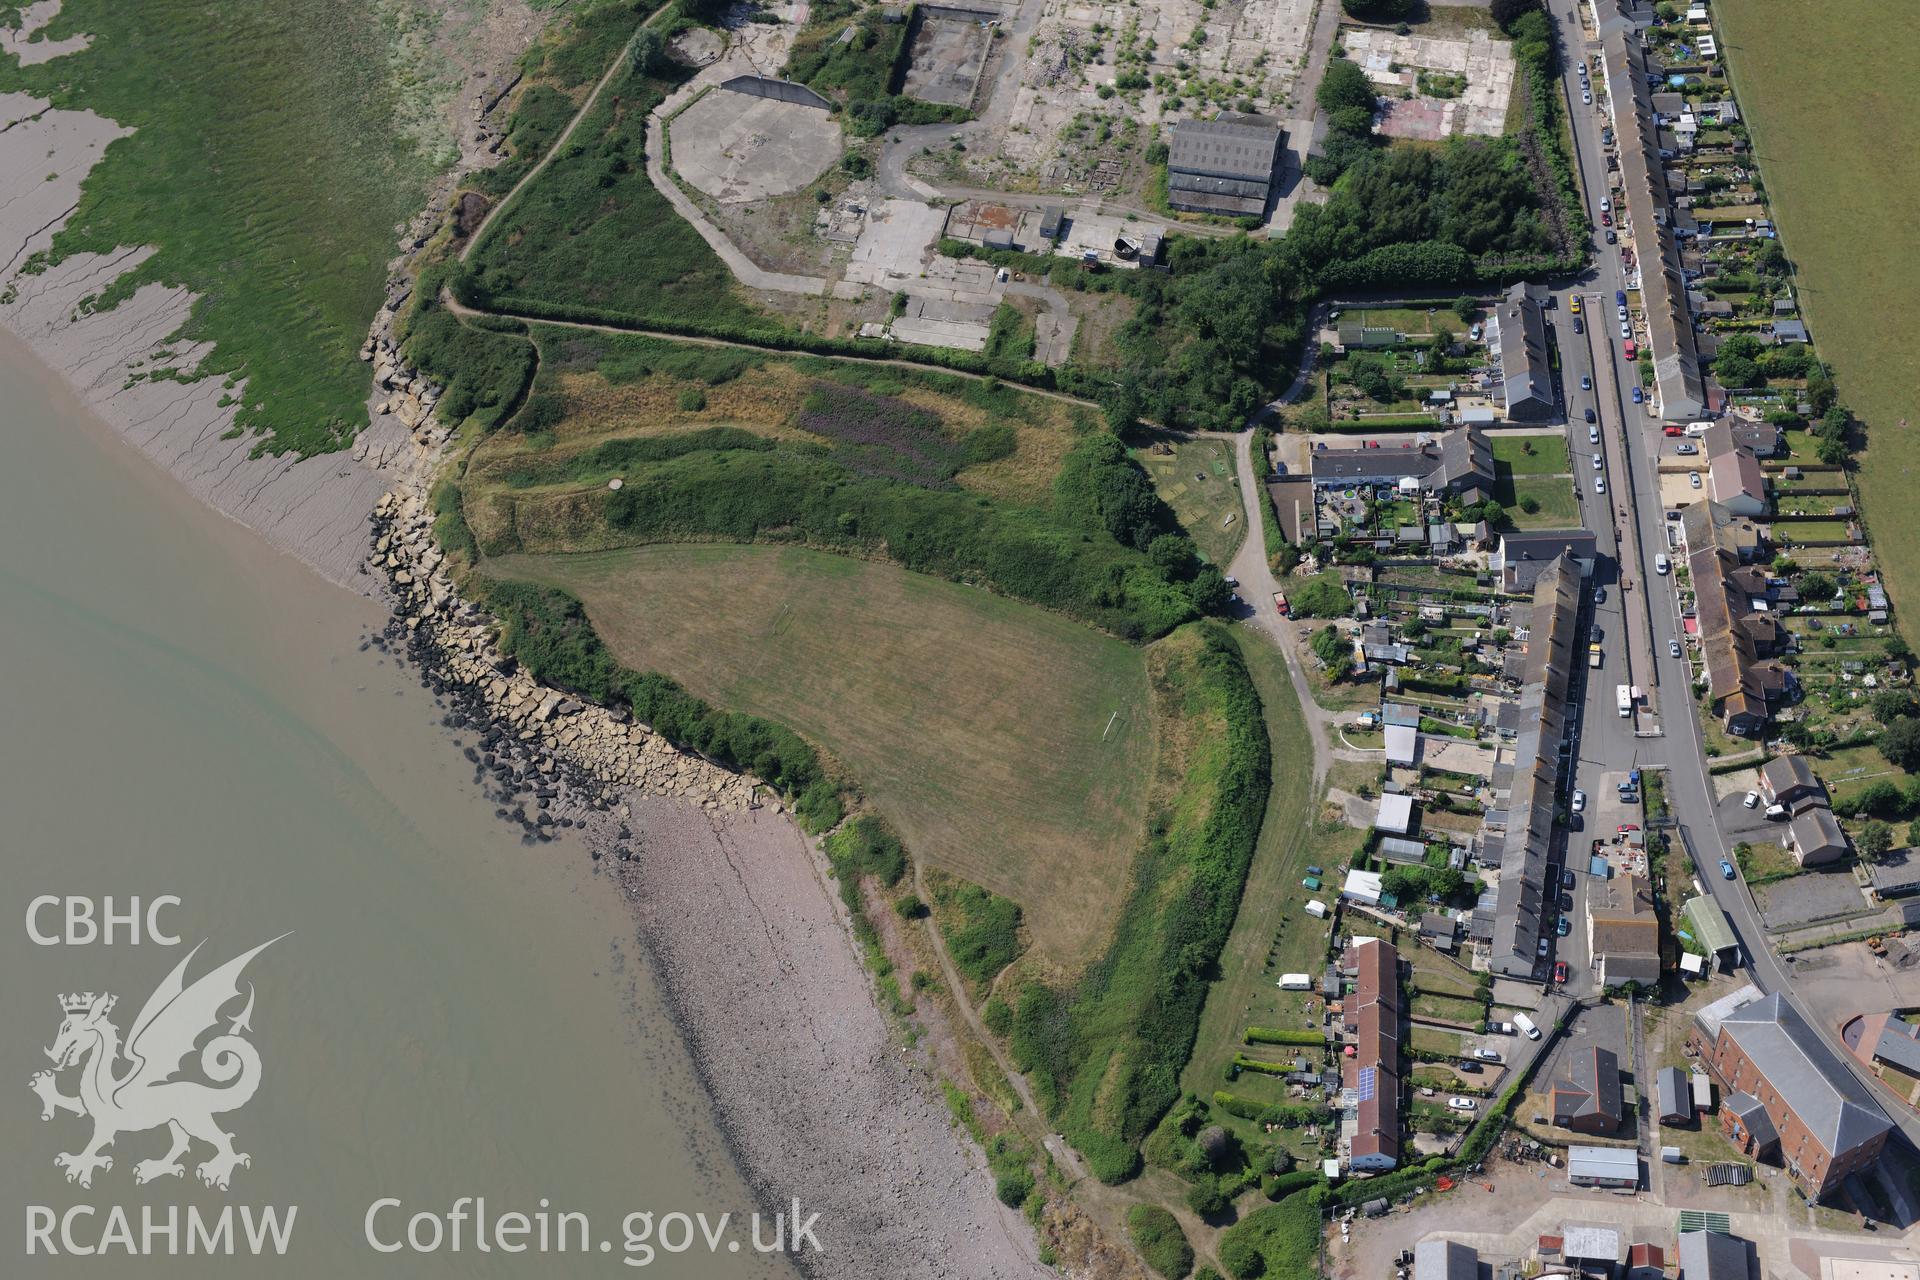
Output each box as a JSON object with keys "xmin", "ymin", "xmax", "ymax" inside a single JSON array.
[
  {"xmin": 1245, "ymin": 1026, "xmax": 1325, "ymax": 1047},
  {"xmin": 1011, "ymin": 627, "xmax": 1271, "ymax": 1180},
  {"xmin": 994, "ymin": 1167, "xmax": 1035, "ymax": 1208},
  {"xmin": 677, "ymin": 387, "xmax": 707, "ymax": 412},
  {"xmin": 1128, "ymin": 1205, "xmax": 1196, "ymax": 1279},
  {"xmin": 935, "ymin": 880, "xmax": 1023, "ymax": 987},
  {"xmin": 1218, "ymin": 1188, "xmax": 1327, "ymax": 1280},
  {"xmin": 480, "ymin": 579, "xmax": 840, "ymax": 820}
]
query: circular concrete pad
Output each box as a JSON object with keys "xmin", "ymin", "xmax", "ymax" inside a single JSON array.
[{"xmin": 670, "ymin": 90, "xmax": 843, "ymax": 205}]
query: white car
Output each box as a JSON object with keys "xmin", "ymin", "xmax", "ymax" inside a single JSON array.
[
  {"xmin": 1690, "ymin": 471, "xmax": 1702, "ymax": 489},
  {"xmin": 1620, "ymin": 322, "xmax": 1632, "ymax": 339},
  {"xmin": 1474, "ymin": 1047, "xmax": 1502, "ymax": 1062},
  {"xmin": 1448, "ymin": 1097, "xmax": 1478, "ymax": 1112},
  {"xmin": 1571, "ymin": 789, "xmax": 1587, "ymax": 812},
  {"xmin": 1618, "ymin": 305, "xmax": 1629, "ymax": 321},
  {"xmin": 1589, "ymin": 425, "xmax": 1600, "ymax": 443},
  {"xmin": 1581, "ymin": 375, "xmax": 1592, "ymax": 391},
  {"xmin": 1600, "ymin": 197, "xmax": 1611, "ymax": 213},
  {"xmin": 1596, "ymin": 476, "xmax": 1607, "ymax": 494},
  {"xmin": 1744, "ymin": 791, "xmax": 1761, "ymax": 809},
  {"xmin": 1583, "ymin": 90, "xmax": 1593, "ymax": 106},
  {"xmin": 1593, "ymin": 454, "xmax": 1604, "ymax": 471},
  {"xmin": 1655, "ymin": 553, "xmax": 1670, "ymax": 574},
  {"xmin": 1537, "ymin": 936, "xmax": 1552, "ymax": 957},
  {"xmin": 1669, "ymin": 639, "xmax": 1682, "ymax": 658}
]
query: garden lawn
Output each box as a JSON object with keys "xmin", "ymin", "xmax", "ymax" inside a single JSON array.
[
  {"xmin": 486, "ymin": 543, "xmax": 1154, "ymax": 963},
  {"xmin": 1501, "ymin": 475, "xmax": 1582, "ymax": 527},
  {"xmin": 1491, "ymin": 434, "xmax": 1571, "ymax": 475},
  {"xmin": 1715, "ymin": 0, "xmax": 1920, "ymax": 615}
]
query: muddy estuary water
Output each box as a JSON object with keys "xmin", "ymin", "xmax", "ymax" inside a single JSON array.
[{"xmin": 0, "ymin": 332, "xmax": 784, "ymax": 1277}]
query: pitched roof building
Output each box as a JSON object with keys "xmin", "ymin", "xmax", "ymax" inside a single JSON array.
[
  {"xmin": 1492, "ymin": 529, "xmax": 1599, "ymax": 593},
  {"xmin": 1788, "ymin": 808, "xmax": 1848, "ymax": 867},
  {"xmin": 1704, "ymin": 427, "xmax": 1769, "ymax": 517},
  {"xmin": 1489, "ymin": 556, "xmax": 1579, "ymax": 977},
  {"xmin": 1493, "ymin": 282, "xmax": 1556, "ymax": 421},
  {"xmin": 1340, "ymin": 937, "xmax": 1403, "ymax": 1171},
  {"xmin": 1166, "ymin": 113, "xmax": 1284, "ymax": 217},
  {"xmin": 1415, "ymin": 1240, "xmax": 1479, "ymax": 1280},
  {"xmin": 1688, "ymin": 986, "xmax": 1894, "ymax": 1199},
  {"xmin": 1309, "ymin": 428, "xmax": 1495, "ymax": 501},
  {"xmin": 1600, "ymin": 4, "xmax": 1705, "ymax": 421},
  {"xmin": 1587, "ymin": 873, "xmax": 1661, "ymax": 989},
  {"xmin": 1677, "ymin": 1231, "xmax": 1752, "ymax": 1280},
  {"xmin": 1841, "ymin": 1011, "xmax": 1920, "ymax": 1111},
  {"xmin": 1758, "ymin": 756, "xmax": 1826, "ymax": 814},
  {"xmin": 1681, "ymin": 502, "xmax": 1795, "ymax": 735},
  {"xmin": 1552, "ymin": 1046, "xmax": 1625, "ymax": 1133}
]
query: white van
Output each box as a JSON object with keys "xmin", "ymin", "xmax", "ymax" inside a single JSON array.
[
  {"xmin": 1685, "ymin": 420, "xmax": 1714, "ymax": 437},
  {"xmin": 1514, "ymin": 1012, "xmax": 1542, "ymax": 1041},
  {"xmin": 1655, "ymin": 553, "xmax": 1671, "ymax": 575}
]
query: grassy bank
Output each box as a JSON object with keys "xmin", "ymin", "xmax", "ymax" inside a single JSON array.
[
  {"xmin": 1715, "ymin": 0, "xmax": 1920, "ymax": 612},
  {"xmin": 1010, "ymin": 624, "xmax": 1273, "ymax": 1181},
  {"xmin": 486, "ymin": 543, "xmax": 1155, "ymax": 963},
  {"xmin": 2, "ymin": 0, "xmax": 449, "ymax": 454}
]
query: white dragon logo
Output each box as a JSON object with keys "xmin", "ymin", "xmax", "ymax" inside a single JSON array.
[{"xmin": 29, "ymin": 936, "xmax": 285, "ymax": 1191}]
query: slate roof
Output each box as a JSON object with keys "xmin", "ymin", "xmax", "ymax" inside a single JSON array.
[
  {"xmin": 1168, "ymin": 112, "xmax": 1284, "ymax": 182},
  {"xmin": 1415, "ymin": 1239, "xmax": 1479, "ymax": 1280},
  {"xmin": 1677, "ymin": 1231, "xmax": 1750, "ymax": 1280},
  {"xmin": 1490, "ymin": 556, "xmax": 1578, "ymax": 975},
  {"xmin": 1717, "ymin": 992, "xmax": 1893, "ymax": 1155},
  {"xmin": 1873, "ymin": 1019, "xmax": 1920, "ymax": 1076},
  {"xmin": 1789, "ymin": 807, "xmax": 1847, "ymax": 864},
  {"xmin": 1758, "ymin": 755, "xmax": 1823, "ymax": 805},
  {"xmin": 1554, "ymin": 1046, "xmax": 1624, "ymax": 1128},
  {"xmin": 1494, "ymin": 282, "xmax": 1555, "ymax": 420},
  {"xmin": 1657, "ymin": 1065, "xmax": 1690, "ymax": 1120}
]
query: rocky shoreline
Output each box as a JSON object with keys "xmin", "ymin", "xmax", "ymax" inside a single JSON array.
[{"xmin": 367, "ymin": 459, "xmax": 1049, "ymax": 1280}]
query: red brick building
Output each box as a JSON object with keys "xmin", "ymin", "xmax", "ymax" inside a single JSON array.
[{"xmin": 1687, "ymin": 986, "xmax": 1893, "ymax": 1200}]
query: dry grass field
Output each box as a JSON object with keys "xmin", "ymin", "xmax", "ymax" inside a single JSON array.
[
  {"xmin": 1137, "ymin": 436, "xmax": 1247, "ymax": 569},
  {"xmin": 487, "ymin": 543, "xmax": 1156, "ymax": 964},
  {"xmin": 1716, "ymin": 0, "xmax": 1920, "ymax": 612}
]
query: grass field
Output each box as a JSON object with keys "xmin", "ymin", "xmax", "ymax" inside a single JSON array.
[
  {"xmin": 1502, "ymin": 474, "xmax": 1582, "ymax": 528},
  {"xmin": 1179, "ymin": 633, "xmax": 1318, "ymax": 1104},
  {"xmin": 487, "ymin": 542, "xmax": 1154, "ymax": 962},
  {"xmin": 1715, "ymin": 1, "xmax": 1920, "ymax": 615},
  {"xmin": 1137, "ymin": 436, "xmax": 1247, "ymax": 568},
  {"xmin": 1491, "ymin": 434, "xmax": 1571, "ymax": 475},
  {"xmin": 2, "ymin": 0, "xmax": 446, "ymax": 454},
  {"xmin": 468, "ymin": 54, "xmax": 777, "ymax": 335}
]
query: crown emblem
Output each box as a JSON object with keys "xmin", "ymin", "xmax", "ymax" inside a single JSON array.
[{"xmin": 60, "ymin": 992, "xmax": 114, "ymax": 1015}]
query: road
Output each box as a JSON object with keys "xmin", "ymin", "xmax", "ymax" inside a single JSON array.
[{"xmin": 1543, "ymin": 0, "xmax": 1920, "ymax": 1155}]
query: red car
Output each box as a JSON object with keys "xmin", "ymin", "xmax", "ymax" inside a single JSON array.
[
  {"xmin": 1664, "ymin": 425, "xmax": 1684, "ymax": 436},
  {"xmin": 1553, "ymin": 962, "xmax": 1568, "ymax": 984},
  {"xmin": 1601, "ymin": 211, "xmax": 1612, "ymax": 227},
  {"xmin": 1618, "ymin": 823, "xmax": 1639, "ymax": 834}
]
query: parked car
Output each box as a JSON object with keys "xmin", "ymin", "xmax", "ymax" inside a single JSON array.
[
  {"xmin": 1618, "ymin": 823, "xmax": 1639, "ymax": 834},
  {"xmin": 1669, "ymin": 639, "xmax": 1682, "ymax": 657},
  {"xmin": 1448, "ymin": 1097, "xmax": 1478, "ymax": 1112},
  {"xmin": 1600, "ymin": 197, "xmax": 1611, "ymax": 212},
  {"xmin": 1690, "ymin": 471, "xmax": 1702, "ymax": 489},
  {"xmin": 1591, "ymin": 454, "xmax": 1603, "ymax": 472},
  {"xmin": 1744, "ymin": 791, "xmax": 1761, "ymax": 809},
  {"xmin": 1589, "ymin": 423, "xmax": 1600, "ymax": 442},
  {"xmin": 1582, "ymin": 89, "xmax": 1593, "ymax": 106},
  {"xmin": 1720, "ymin": 859, "xmax": 1737, "ymax": 880},
  {"xmin": 1655, "ymin": 553, "xmax": 1670, "ymax": 574},
  {"xmin": 1581, "ymin": 375, "xmax": 1592, "ymax": 391},
  {"xmin": 1633, "ymin": 386, "xmax": 1644, "ymax": 404},
  {"xmin": 1601, "ymin": 211, "xmax": 1612, "ymax": 228},
  {"xmin": 1606, "ymin": 229, "xmax": 1617, "ymax": 244},
  {"xmin": 1676, "ymin": 442, "xmax": 1698, "ymax": 454},
  {"xmin": 1593, "ymin": 586, "xmax": 1606, "ymax": 603},
  {"xmin": 1474, "ymin": 1048, "xmax": 1502, "ymax": 1062},
  {"xmin": 1571, "ymin": 789, "xmax": 1587, "ymax": 812},
  {"xmin": 1616, "ymin": 290, "xmax": 1627, "ymax": 307},
  {"xmin": 1573, "ymin": 317, "xmax": 1585, "ymax": 334},
  {"xmin": 1765, "ymin": 803, "xmax": 1788, "ymax": 819},
  {"xmin": 1595, "ymin": 476, "xmax": 1607, "ymax": 494},
  {"xmin": 1557, "ymin": 916, "xmax": 1571, "ymax": 937},
  {"xmin": 1553, "ymin": 962, "xmax": 1569, "ymax": 984},
  {"xmin": 1563, "ymin": 869, "xmax": 1577, "ymax": 889},
  {"xmin": 1570, "ymin": 295, "xmax": 1582, "ymax": 314},
  {"xmin": 1457, "ymin": 1060, "xmax": 1481, "ymax": 1073},
  {"xmin": 1537, "ymin": 936, "xmax": 1551, "ymax": 957}
]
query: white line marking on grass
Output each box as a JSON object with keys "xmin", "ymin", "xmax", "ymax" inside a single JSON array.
[{"xmin": 1101, "ymin": 709, "xmax": 1120, "ymax": 742}]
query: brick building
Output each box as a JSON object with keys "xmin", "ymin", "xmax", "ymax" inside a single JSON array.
[{"xmin": 1687, "ymin": 986, "xmax": 1893, "ymax": 1200}]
